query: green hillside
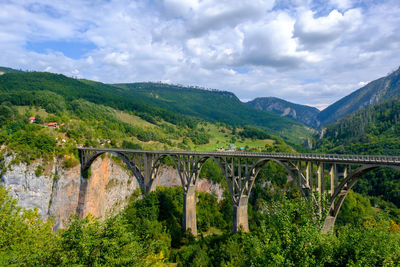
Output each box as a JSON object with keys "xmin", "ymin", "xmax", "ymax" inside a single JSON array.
[
  {"xmin": 315, "ymin": 97, "xmax": 400, "ymax": 207},
  {"xmin": 114, "ymin": 82, "xmax": 312, "ymax": 143},
  {"xmin": 0, "ymin": 67, "xmax": 23, "ymax": 74},
  {"xmin": 0, "ymin": 71, "xmax": 312, "ymax": 144}
]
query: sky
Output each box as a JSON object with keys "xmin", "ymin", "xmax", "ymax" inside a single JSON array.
[{"xmin": 1, "ymin": 0, "xmax": 400, "ymax": 110}]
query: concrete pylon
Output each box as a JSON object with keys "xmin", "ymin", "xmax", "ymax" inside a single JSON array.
[
  {"xmin": 183, "ymin": 184, "xmax": 197, "ymax": 235},
  {"xmin": 322, "ymin": 216, "xmax": 336, "ymax": 233},
  {"xmin": 233, "ymin": 196, "xmax": 249, "ymax": 232}
]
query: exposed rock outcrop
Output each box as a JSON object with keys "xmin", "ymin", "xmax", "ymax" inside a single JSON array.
[{"xmin": 246, "ymin": 97, "xmax": 320, "ymax": 128}]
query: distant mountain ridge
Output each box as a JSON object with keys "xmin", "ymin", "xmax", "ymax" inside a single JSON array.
[
  {"xmin": 246, "ymin": 97, "xmax": 320, "ymax": 128},
  {"xmin": 0, "ymin": 67, "xmax": 23, "ymax": 75},
  {"xmin": 318, "ymin": 66, "xmax": 400, "ymax": 126}
]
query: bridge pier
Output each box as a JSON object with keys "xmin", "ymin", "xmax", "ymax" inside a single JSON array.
[
  {"xmin": 183, "ymin": 184, "xmax": 197, "ymax": 235},
  {"xmin": 143, "ymin": 153, "xmax": 155, "ymax": 193},
  {"xmin": 322, "ymin": 216, "xmax": 336, "ymax": 233},
  {"xmin": 233, "ymin": 196, "xmax": 249, "ymax": 232}
]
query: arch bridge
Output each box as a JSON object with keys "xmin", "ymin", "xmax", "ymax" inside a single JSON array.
[{"xmin": 78, "ymin": 147, "xmax": 400, "ymax": 235}]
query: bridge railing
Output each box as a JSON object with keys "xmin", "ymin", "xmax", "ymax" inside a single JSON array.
[{"xmin": 78, "ymin": 147, "xmax": 400, "ymax": 165}]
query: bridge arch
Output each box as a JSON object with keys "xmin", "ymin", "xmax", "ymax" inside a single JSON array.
[
  {"xmin": 147, "ymin": 154, "xmax": 182, "ymax": 192},
  {"xmin": 323, "ymin": 164, "xmax": 400, "ymax": 232},
  {"xmin": 249, "ymin": 158, "xmax": 307, "ymax": 199},
  {"xmin": 193, "ymin": 156, "xmax": 228, "ymax": 190},
  {"xmin": 82, "ymin": 151, "xmax": 145, "ymax": 191}
]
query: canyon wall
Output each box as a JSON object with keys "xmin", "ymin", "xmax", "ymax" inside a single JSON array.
[{"xmin": 0, "ymin": 154, "xmax": 223, "ymax": 229}]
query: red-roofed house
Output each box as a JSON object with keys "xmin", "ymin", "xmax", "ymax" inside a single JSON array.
[{"xmin": 47, "ymin": 122, "xmax": 59, "ymax": 128}]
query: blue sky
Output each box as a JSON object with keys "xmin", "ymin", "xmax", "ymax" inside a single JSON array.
[{"xmin": 1, "ymin": 0, "xmax": 400, "ymax": 109}]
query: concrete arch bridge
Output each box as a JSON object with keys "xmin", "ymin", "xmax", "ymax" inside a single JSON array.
[{"xmin": 78, "ymin": 147, "xmax": 400, "ymax": 234}]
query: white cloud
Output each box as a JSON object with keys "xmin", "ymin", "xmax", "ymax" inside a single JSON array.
[
  {"xmin": 294, "ymin": 8, "xmax": 362, "ymax": 50},
  {"xmin": 104, "ymin": 52, "xmax": 130, "ymax": 66}
]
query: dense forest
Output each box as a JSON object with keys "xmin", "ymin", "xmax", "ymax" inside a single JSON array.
[
  {"xmin": 315, "ymin": 97, "xmax": 400, "ymax": 207},
  {"xmin": 2, "ymin": 179, "xmax": 400, "ymax": 265}
]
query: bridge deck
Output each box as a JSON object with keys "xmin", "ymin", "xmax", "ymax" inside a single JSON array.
[{"xmin": 78, "ymin": 147, "xmax": 400, "ymax": 165}]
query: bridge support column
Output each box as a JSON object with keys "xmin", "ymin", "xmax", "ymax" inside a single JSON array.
[
  {"xmin": 322, "ymin": 216, "xmax": 336, "ymax": 233},
  {"xmin": 233, "ymin": 196, "xmax": 249, "ymax": 232},
  {"xmin": 183, "ymin": 184, "xmax": 197, "ymax": 235},
  {"xmin": 143, "ymin": 153, "xmax": 154, "ymax": 194}
]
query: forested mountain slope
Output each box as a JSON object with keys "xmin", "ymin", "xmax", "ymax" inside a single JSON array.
[
  {"xmin": 315, "ymin": 97, "xmax": 400, "ymax": 207},
  {"xmin": 114, "ymin": 82, "xmax": 311, "ymax": 143},
  {"xmin": 318, "ymin": 66, "xmax": 400, "ymax": 126},
  {"xmin": 0, "ymin": 70, "xmax": 312, "ymax": 144},
  {"xmin": 246, "ymin": 96, "xmax": 320, "ymax": 128}
]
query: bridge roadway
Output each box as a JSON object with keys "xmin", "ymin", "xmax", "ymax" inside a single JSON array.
[{"xmin": 78, "ymin": 147, "xmax": 400, "ymax": 234}]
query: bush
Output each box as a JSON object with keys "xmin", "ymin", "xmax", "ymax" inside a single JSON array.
[
  {"xmin": 35, "ymin": 165, "xmax": 44, "ymax": 177},
  {"xmin": 63, "ymin": 156, "xmax": 80, "ymax": 169}
]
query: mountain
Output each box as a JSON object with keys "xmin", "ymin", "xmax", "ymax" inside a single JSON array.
[
  {"xmin": 246, "ymin": 97, "xmax": 320, "ymax": 128},
  {"xmin": 315, "ymin": 96, "xmax": 400, "ymax": 207},
  {"xmin": 318, "ymin": 66, "xmax": 400, "ymax": 126},
  {"xmin": 316, "ymin": 97, "xmax": 400, "ymax": 155},
  {"xmin": 111, "ymin": 83, "xmax": 312, "ymax": 143},
  {"xmin": 0, "ymin": 69, "xmax": 312, "ymax": 143}
]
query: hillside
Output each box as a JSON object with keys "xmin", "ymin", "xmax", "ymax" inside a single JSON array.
[
  {"xmin": 318, "ymin": 66, "xmax": 400, "ymax": 126},
  {"xmin": 114, "ymin": 82, "xmax": 311, "ymax": 143},
  {"xmin": 315, "ymin": 97, "xmax": 400, "ymax": 207},
  {"xmin": 0, "ymin": 70, "xmax": 312, "ymax": 144},
  {"xmin": 0, "ymin": 66, "xmax": 23, "ymax": 74},
  {"xmin": 246, "ymin": 97, "xmax": 320, "ymax": 128},
  {"xmin": 0, "ymin": 88, "xmax": 294, "ymax": 166}
]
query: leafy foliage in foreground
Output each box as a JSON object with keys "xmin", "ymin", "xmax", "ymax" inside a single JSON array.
[{"xmin": 2, "ymin": 184, "xmax": 400, "ymax": 266}]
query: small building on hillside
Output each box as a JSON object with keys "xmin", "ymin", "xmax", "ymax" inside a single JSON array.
[
  {"xmin": 226, "ymin": 144, "xmax": 236, "ymax": 151},
  {"xmin": 45, "ymin": 122, "xmax": 59, "ymax": 128},
  {"xmin": 29, "ymin": 116, "xmax": 36, "ymax": 123}
]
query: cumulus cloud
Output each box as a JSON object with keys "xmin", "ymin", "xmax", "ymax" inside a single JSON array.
[
  {"xmin": 0, "ymin": 0, "xmax": 400, "ymax": 108},
  {"xmin": 294, "ymin": 8, "xmax": 362, "ymax": 50}
]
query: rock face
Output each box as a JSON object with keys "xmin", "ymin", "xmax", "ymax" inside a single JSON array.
[
  {"xmin": 0, "ymin": 154, "xmax": 223, "ymax": 229},
  {"xmin": 246, "ymin": 97, "xmax": 320, "ymax": 128}
]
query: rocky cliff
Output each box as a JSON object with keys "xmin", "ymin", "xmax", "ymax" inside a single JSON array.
[
  {"xmin": 0, "ymin": 153, "xmax": 224, "ymax": 229},
  {"xmin": 246, "ymin": 97, "xmax": 320, "ymax": 128}
]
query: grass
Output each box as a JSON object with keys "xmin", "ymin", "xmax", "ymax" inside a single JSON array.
[
  {"xmin": 115, "ymin": 110, "xmax": 155, "ymax": 128},
  {"xmin": 16, "ymin": 106, "xmax": 49, "ymax": 118},
  {"xmin": 193, "ymin": 123, "xmax": 274, "ymax": 151},
  {"xmin": 115, "ymin": 113, "xmax": 276, "ymax": 151}
]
